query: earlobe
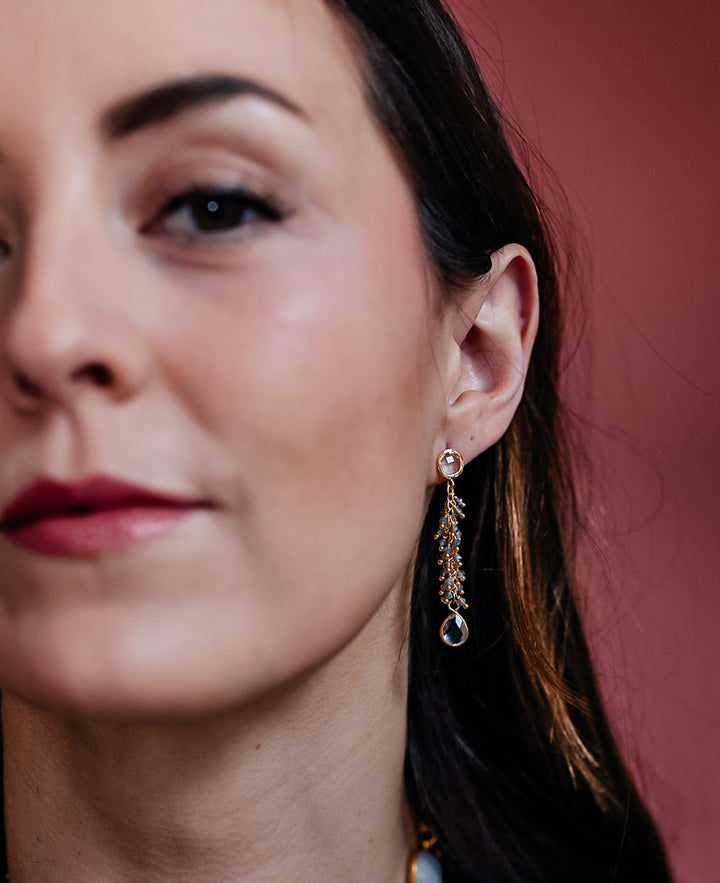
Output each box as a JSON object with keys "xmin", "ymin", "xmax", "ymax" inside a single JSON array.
[{"xmin": 437, "ymin": 244, "xmax": 539, "ymax": 467}]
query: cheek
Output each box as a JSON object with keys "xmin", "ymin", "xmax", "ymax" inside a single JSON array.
[
  {"xmin": 148, "ymin": 207, "xmax": 443, "ymax": 652},
  {"xmin": 160, "ymin": 193, "xmax": 442, "ymax": 495}
]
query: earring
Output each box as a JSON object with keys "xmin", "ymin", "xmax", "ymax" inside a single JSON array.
[{"xmin": 435, "ymin": 448, "xmax": 468, "ymax": 647}]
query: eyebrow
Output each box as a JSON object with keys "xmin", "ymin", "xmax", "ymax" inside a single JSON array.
[{"xmin": 102, "ymin": 74, "xmax": 306, "ymax": 139}]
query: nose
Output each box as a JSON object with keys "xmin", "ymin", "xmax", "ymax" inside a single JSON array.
[{"xmin": 0, "ymin": 223, "xmax": 152, "ymax": 412}]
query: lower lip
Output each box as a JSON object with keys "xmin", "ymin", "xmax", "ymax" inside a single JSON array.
[{"xmin": 1, "ymin": 505, "xmax": 196, "ymax": 556}]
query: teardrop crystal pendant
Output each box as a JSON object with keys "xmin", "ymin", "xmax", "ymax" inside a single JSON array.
[{"xmin": 440, "ymin": 611, "xmax": 468, "ymax": 647}]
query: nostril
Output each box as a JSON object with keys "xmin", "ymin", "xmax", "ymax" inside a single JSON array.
[
  {"xmin": 74, "ymin": 363, "xmax": 114, "ymax": 387},
  {"xmin": 12, "ymin": 370, "xmax": 43, "ymax": 398}
]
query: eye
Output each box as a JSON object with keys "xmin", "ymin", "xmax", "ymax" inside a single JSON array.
[{"xmin": 145, "ymin": 186, "xmax": 285, "ymax": 240}]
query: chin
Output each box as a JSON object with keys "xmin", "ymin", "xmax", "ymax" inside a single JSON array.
[
  {"xmin": 1, "ymin": 661, "xmax": 259, "ymax": 724},
  {"xmin": 0, "ymin": 615, "xmax": 331, "ymax": 725},
  {"xmin": 0, "ymin": 622, "xmax": 236, "ymax": 723},
  {"xmin": 0, "ymin": 558, "xmax": 394, "ymax": 722}
]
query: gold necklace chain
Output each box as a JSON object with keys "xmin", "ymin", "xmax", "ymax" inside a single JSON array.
[
  {"xmin": 5, "ymin": 857, "xmax": 443, "ymax": 883},
  {"xmin": 4, "ymin": 838, "xmax": 443, "ymax": 881}
]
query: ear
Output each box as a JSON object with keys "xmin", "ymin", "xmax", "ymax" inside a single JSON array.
[{"xmin": 434, "ymin": 244, "xmax": 539, "ymax": 473}]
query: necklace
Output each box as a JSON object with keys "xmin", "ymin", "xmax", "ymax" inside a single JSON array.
[
  {"xmin": 408, "ymin": 846, "xmax": 443, "ymax": 882},
  {"xmin": 5, "ymin": 852, "xmax": 443, "ymax": 883},
  {"xmin": 4, "ymin": 840, "xmax": 443, "ymax": 882},
  {"xmin": 408, "ymin": 827, "xmax": 443, "ymax": 882}
]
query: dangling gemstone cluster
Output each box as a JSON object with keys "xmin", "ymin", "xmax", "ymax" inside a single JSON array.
[{"xmin": 435, "ymin": 449, "xmax": 469, "ymax": 647}]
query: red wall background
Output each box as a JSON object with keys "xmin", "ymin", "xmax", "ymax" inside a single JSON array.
[{"xmin": 450, "ymin": 1, "xmax": 720, "ymax": 880}]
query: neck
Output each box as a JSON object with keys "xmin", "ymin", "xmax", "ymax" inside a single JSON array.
[{"xmin": 3, "ymin": 614, "xmax": 411, "ymax": 883}]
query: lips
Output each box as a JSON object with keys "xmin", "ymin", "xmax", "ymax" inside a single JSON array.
[{"xmin": 0, "ymin": 476, "xmax": 204, "ymax": 556}]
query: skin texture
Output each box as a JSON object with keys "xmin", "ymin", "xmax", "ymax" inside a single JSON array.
[{"xmin": 0, "ymin": 0, "xmax": 538, "ymax": 879}]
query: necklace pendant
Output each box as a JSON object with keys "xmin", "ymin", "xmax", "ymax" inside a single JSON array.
[{"xmin": 408, "ymin": 847, "xmax": 443, "ymax": 882}]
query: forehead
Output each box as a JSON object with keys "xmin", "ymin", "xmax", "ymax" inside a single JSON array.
[{"xmin": 0, "ymin": 0, "xmax": 365, "ymax": 137}]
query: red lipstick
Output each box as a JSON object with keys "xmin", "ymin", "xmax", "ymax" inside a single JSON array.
[{"xmin": 0, "ymin": 476, "xmax": 203, "ymax": 556}]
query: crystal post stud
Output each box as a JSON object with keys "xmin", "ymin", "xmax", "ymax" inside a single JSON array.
[{"xmin": 436, "ymin": 448, "xmax": 464, "ymax": 480}]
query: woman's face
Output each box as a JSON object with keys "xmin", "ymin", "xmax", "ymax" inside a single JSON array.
[{"xmin": 0, "ymin": 0, "xmax": 455, "ymax": 716}]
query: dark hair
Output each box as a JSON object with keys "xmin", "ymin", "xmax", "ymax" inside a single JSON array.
[{"xmin": 327, "ymin": 1, "xmax": 672, "ymax": 880}]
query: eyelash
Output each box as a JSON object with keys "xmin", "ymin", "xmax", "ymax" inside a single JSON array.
[
  {"xmin": 144, "ymin": 185, "xmax": 287, "ymax": 242},
  {"xmin": 0, "ymin": 185, "xmax": 286, "ymax": 260},
  {"xmin": 0, "ymin": 227, "xmax": 11, "ymax": 259}
]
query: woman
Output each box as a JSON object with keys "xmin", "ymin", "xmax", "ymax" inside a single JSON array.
[{"xmin": 0, "ymin": 0, "xmax": 672, "ymax": 880}]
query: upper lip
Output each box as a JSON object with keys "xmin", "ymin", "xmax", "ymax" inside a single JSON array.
[{"xmin": 0, "ymin": 476, "xmax": 203, "ymax": 529}]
